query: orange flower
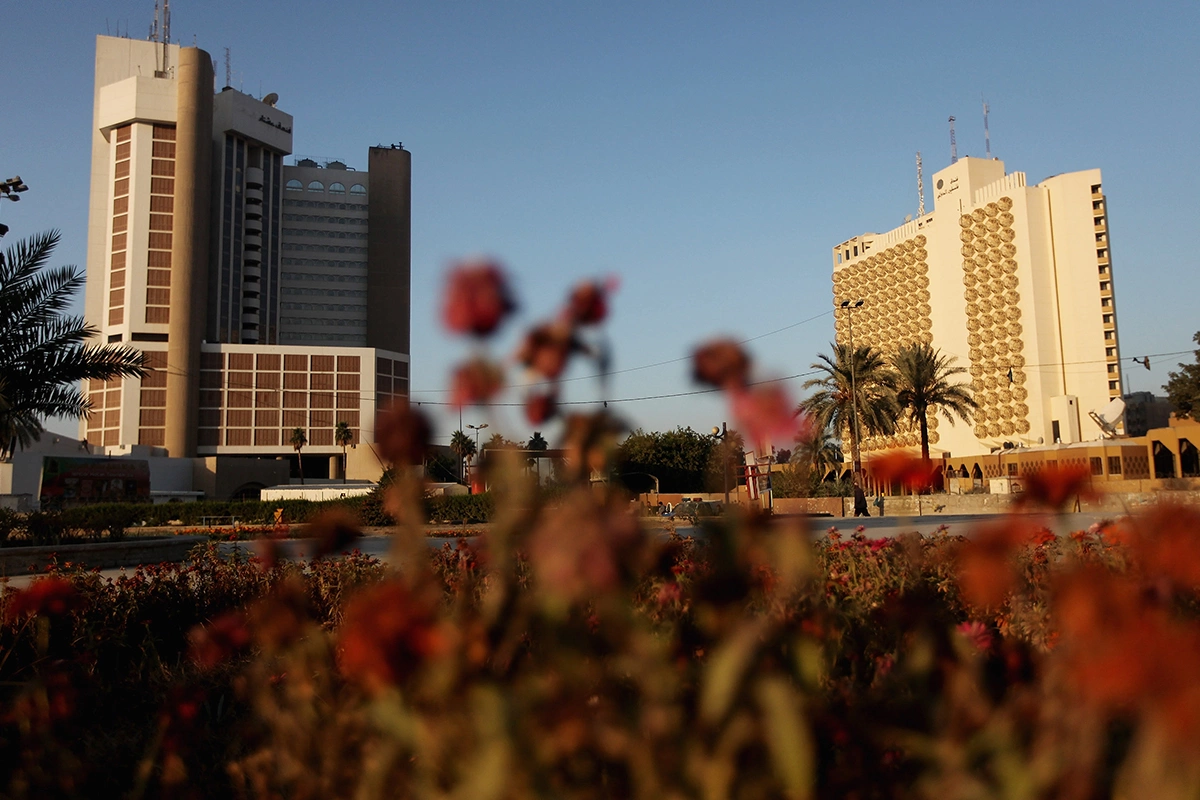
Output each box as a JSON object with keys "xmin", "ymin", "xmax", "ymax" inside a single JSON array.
[
  {"xmin": 956, "ymin": 520, "xmax": 1028, "ymax": 608},
  {"xmin": 442, "ymin": 259, "xmax": 516, "ymax": 337},
  {"xmin": 1131, "ymin": 505, "xmax": 1200, "ymax": 587},
  {"xmin": 1015, "ymin": 464, "xmax": 1096, "ymax": 511}
]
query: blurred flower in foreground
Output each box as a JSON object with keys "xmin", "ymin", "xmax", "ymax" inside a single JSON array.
[
  {"xmin": 442, "ymin": 259, "xmax": 516, "ymax": 337},
  {"xmin": 870, "ymin": 452, "xmax": 936, "ymax": 494},
  {"xmin": 375, "ymin": 402, "xmax": 432, "ymax": 466},
  {"xmin": 525, "ymin": 390, "xmax": 558, "ymax": 425},
  {"xmin": 306, "ymin": 508, "xmax": 362, "ymax": 560},
  {"xmin": 449, "ymin": 357, "xmax": 504, "ymax": 408},
  {"xmin": 188, "ymin": 611, "xmax": 251, "ymax": 669},
  {"xmin": 3, "ymin": 577, "xmax": 82, "ymax": 622},
  {"xmin": 515, "ymin": 320, "xmax": 577, "ymax": 380},
  {"xmin": 730, "ymin": 382, "xmax": 804, "ymax": 446},
  {"xmin": 955, "ymin": 620, "xmax": 994, "ymax": 652},
  {"xmin": 692, "ymin": 339, "xmax": 751, "ymax": 390},
  {"xmin": 338, "ymin": 580, "xmax": 447, "ymax": 693},
  {"xmin": 1014, "ymin": 463, "xmax": 1096, "ymax": 511},
  {"xmin": 564, "ymin": 276, "xmax": 618, "ymax": 325}
]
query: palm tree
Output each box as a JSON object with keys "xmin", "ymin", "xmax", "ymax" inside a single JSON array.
[
  {"xmin": 334, "ymin": 421, "xmax": 353, "ymax": 483},
  {"xmin": 0, "ymin": 230, "xmax": 146, "ymax": 459},
  {"xmin": 290, "ymin": 427, "xmax": 307, "ymax": 484},
  {"xmin": 792, "ymin": 423, "xmax": 844, "ymax": 483},
  {"xmin": 799, "ymin": 343, "xmax": 899, "ymax": 480},
  {"xmin": 449, "ymin": 429, "xmax": 476, "ymax": 484},
  {"xmin": 892, "ymin": 342, "xmax": 977, "ymax": 467},
  {"xmin": 527, "ymin": 430, "xmax": 549, "ymax": 483}
]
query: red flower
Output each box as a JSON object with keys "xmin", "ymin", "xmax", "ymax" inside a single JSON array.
[
  {"xmin": 375, "ymin": 402, "xmax": 432, "ymax": 466},
  {"xmin": 1015, "ymin": 464, "xmax": 1096, "ymax": 511},
  {"xmin": 691, "ymin": 339, "xmax": 751, "ymax": 389},
  {"xmin": 565, "ymin": 276, "xmax": 618, "ymax": 325},
  {"xmin": 188, "ymin": 611, "xmax": 251, "ymax": 669},
  {"xmin": 449, "ymin": 357, "xmax": 504, "ymax": 408},
  {"xmin": 441, "ymin": 259, "xmax": 517, "ymax": 337},
  {"xmin": 525, "ymin": 390, "xmax": 559, "ymax": 424},
  {"xmin": 338, "ymin": 581, "xmax": 447, "ymax": 692},
  {"xmin": 729, "ymin": 382, "xmax": 802, "ymax": 447},
  {"xmin": 515, "ymin": 320, "xmax": 577, "ymax": 380},
  {"xmin": 3, "ymin": 577, "xmax": 82, "ymax": 622}
]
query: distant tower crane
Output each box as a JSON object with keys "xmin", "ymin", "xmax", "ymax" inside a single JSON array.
[
  {"xmin": 916, "ymin": 151, "xmax": 925, "ymax": 217},
  {"xmin": 949, "ymin": 115, "xmax": 958, "ymax": 163},
  {"xmin": 983, "ymin": 98, "xmax": 992, "ymax": 159}
]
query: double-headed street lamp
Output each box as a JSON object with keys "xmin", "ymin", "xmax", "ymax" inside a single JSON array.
[
  {"xmin": 467, "ymin": 422, "xmax": 489, "ymax": 451},
  {"xmin": 0, "ymin": 175, "xmax": 29, "ymax": 238}
]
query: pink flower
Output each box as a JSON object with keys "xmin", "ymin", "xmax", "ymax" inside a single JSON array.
[
  {"xmin": 442, "ymin": 259, "xmax": 517, "ymax": 337},
  {"xmin": 515, "ymin": 320, "xmax": 577, "ymax": 380},
  {"xmin": 730, "ymin": 382, "xmax": 802, "ymax": 447},
  {"xmin": 956, "ymin": 620, "xmax": 995, "ymax": 652}
]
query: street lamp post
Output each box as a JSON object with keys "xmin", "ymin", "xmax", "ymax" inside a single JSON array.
[
  {"xmin": 841, "ymin": 299, "xmax": 867, "ymax": 514},
  {"xmin": 466, "ymin": 423, "xmax": 489, "ymax": 490},
  {"xmin": 712, "ymin": 422, "xmax": 730, "ymax": 506}
]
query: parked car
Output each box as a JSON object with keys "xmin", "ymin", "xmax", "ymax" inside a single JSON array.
[{"xmin": 662, "ymin": 500, "xmax": 721, "ymax": 522}]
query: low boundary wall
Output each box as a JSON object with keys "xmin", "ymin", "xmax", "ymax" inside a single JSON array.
[{"xmin": 0, "ymin": 535, "xmax": 209, "ymax": 578}]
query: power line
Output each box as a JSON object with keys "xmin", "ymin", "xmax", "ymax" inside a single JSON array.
[{"xmin": 407, "ymin": 308, "xmax": 837, "ymax": 397}]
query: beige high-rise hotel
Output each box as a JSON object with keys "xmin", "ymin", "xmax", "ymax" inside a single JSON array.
[
  {"xmin": 83, "ymin": 35, "xmax": 410, "ymax": 477},
  {"xmin": 831, "ymin": 156, "xmax": 1121, "ymax": 460}
]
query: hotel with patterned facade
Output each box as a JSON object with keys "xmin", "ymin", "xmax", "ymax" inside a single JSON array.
[
  {"xmin": 831, "ymin": 156, "xmax": 1122, "ymax": 466},
  {"xmin": 82, "ymin": 35, "xmax": 409, "ymax": 478}
]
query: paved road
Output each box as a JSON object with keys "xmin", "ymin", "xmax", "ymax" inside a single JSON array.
[{"xmin": 1, "ymin": 512, "xmax": 1119, "ymax": 589}]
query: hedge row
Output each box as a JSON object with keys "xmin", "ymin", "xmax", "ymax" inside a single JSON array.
[{"xmin": 0, "ymin": 491, "xmax": 497, "ymax": 546}]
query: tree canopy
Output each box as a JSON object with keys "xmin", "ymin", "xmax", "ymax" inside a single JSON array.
[
  {"xmin": 891, "ymin": 343, "xmax": 976, "ymax": 464},
  {"xmin": 0, "ymin": 230, "xmax": 146, "ymax": 458},
  {"xmin": 1165, "ymin": 332, "xmax": 1200, "ymax": 418}
]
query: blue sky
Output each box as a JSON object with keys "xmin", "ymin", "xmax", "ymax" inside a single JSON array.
[{"xmin": 5, "ymin": 1, "xmax": 1198, "ymax": 448}]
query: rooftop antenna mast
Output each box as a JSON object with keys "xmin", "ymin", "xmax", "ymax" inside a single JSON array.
[
  {"xmin": 225, "ymin": 47, "xmax": 232, "ymax": 88},
  {"xmin": 983, "ymin": 98, "xmax": 991, "ymax": 159},
  {"xmin": 948, "ymin": 115, "xmax": 958, "ymax": 163},
  {"xmin": 161, "ymin": 0, "xmax": 170, "ymax": 74},
  {"xmin": 916, "ymin": 151, "xmax": 925, "ymax": 217}
]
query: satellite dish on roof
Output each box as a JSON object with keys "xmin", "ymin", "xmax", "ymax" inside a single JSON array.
[
  {"xmin": 263, "ymin": 92, "xmax": 279, "ymax": 107},
  {"xmin": 1088, "ymin": 396, "xmax": 1126, "ymax": 438}
]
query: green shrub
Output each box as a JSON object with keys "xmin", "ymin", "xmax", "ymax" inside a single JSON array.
[{"xmin": 425, "ymin": 492, "xmax": 493, "ymax": 524}]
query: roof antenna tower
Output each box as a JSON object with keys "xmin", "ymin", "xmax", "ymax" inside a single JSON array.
[
  {"xmin": 983, "ymin": 98, "xmax": 992, "ymax": 159},
  {"xmin": 225, "ymin": 47, "xmax": 232, "ymax": 88},
  {"xmin": 948, "ymin": 116, "xmax": 958, "ymax": 163},
  {"xmin": 916, "ymin": 151, "xmax": 925, "ymax": 217}
]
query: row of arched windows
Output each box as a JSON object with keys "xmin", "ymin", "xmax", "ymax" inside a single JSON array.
[{"xmin": 285, "ymin": 179, "xmax": 366, "ymax": 196}]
